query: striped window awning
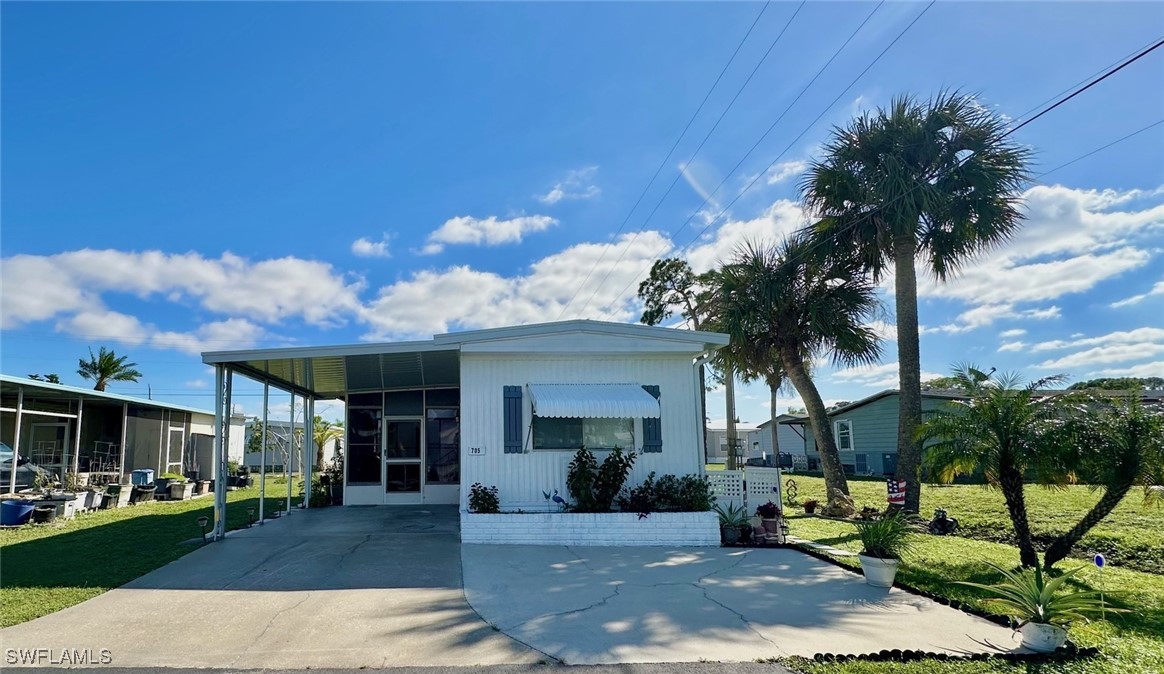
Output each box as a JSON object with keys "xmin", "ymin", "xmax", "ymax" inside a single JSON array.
[{"xmin": 528, "ymin": 384, "xmax": 660, "ymax": 419}]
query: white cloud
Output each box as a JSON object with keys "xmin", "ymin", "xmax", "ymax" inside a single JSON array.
[
  {"xmin": 1111, "ymin": 279, "xmax": 1164, "ymax": 308},
  {"xmin": 185, "ymin": 379, "xmax": 208, "ymax": 389},
  {"xmin": 867, "ymin": 320, "xmax": 898, "ymax": 342},
  {"xmin": 831, "ymin": 362, "xmax": 944, "ymax": 389},
  {"xmin": 361, "ymin": 231, "xmax": 672, "ymax": 339},
  {"xmin": 1090, "ymin": 362, "xmax": 1164, "ymax": 378},
  {"xmin": 766, "ymin": 160, "xmax": 808, "ymax": 185},
  {"xmin": 52, "ymin": 307, "xmax": 266, "ymax": 356},
  {"xmin": 998, "ymin": 341, "xmax": 1026, "ymax": 353},
  {"xmin": 1031, "ymin": 327, "xmax": 1164, "ymax": 371},
  {"xmin": 420, "ymin": 214, "xmax": 558, "ymax": 255},
  {"xmin": 924, "ymin": 304, "xmax": 1060, "ymax": 334},
  {"xmin": 999, "ymin": 328, "xmax": 1027, "ymax": 338},
  {"xmin": 537, "ymin": 166, "xmax": 600, "ymax": 205},
  {"xmin": 351, "ymin": 236, "xmax": 391, "ymax": 258},
  {"xmin": 1, "ymin": 249, "xmax": 363, "ymax": 330},
  {"xmin": 685, "ymin": 199, "xmax": 807, "ymax": 272}
]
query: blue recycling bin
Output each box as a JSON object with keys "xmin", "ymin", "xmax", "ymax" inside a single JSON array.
[{"xmin": 131, "ymin": 469, "xmax": 155, "ymax": 486}]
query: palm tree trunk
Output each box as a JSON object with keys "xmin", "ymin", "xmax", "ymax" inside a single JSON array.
[
  {"xmin": 699, "ymin": 363, "xmax": 709, "ymax": 463},
  {"xmin": 1044, "ymin": 480, "xmax": 1132, "ymax": 569},
  {"xmin": 892, "ymin": 234, "xmax": 924, "ymax": 513},
  {"xmin": 998, "ymin": 464, "xmax": 1039, "ymax": 568},
  {"xmin": 725, "ymin": 363, "xmax": 738, "ymax": 471},
  {"xmin": 782, "ymin": 348, "xmax": 849, "ymax": 500},
  {"xmin": 769, "ymin": 379, "xmax": 780, "ymax": 465}
]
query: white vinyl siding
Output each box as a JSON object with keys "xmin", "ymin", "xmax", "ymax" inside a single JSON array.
[{"xmin": 460, "ymin": 353, "xmax": 702, "ymax": 511}]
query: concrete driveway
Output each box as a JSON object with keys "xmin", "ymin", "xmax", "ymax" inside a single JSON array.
[
  {"xmin": 462, "ymin": 545, "xmax": 1021, "ymax": 665},
  {"xmin": 0, "ymin": 507, "xmax": 540, "ymax": 668}
]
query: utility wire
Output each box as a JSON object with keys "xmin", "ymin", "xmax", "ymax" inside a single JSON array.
[
  {"xmin": 600, "ymin": 0, "xmax": 935, "ymax": 313},
  {"xmin": 561, "ymin": 0, "xmax": 808, "ymax": 318},
  {"xmin": 577, "ymin": 0, "xmax": 884, "ymax": 317},
  {"xmin": 554, "ymin": 1, "xmax": 774, "ymax": 320}
]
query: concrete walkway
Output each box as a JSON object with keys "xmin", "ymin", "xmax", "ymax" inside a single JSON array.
[
  {"xmin": 1, "ymin": 507, "xmax": 540, "ymax": 668},
  {"xmin": 462, "ymin": 545, "xmax": 1021, "ymax": 665}
]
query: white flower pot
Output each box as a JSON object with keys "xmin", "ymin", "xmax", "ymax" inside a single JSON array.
[
  {"xmin": 1020, "ymin": 622, "xmax": 1067, "ymax": 653},
  {"xmin": 858, "ymin": 554, "xmax": 900, "ymax": 588}
]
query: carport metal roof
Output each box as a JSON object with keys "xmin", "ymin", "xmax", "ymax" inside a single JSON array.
[
  {"xmin": 0, "ymin": 374, "xmax": 212, "ymax": 415},
  {"xmin": 202, "ymin": 319, "xmax": 729, "ymax": 400}
]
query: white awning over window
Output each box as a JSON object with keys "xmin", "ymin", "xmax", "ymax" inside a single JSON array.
[{"xmin": 528, "ymin": 384, "xmax": 660, "ymax": 419}]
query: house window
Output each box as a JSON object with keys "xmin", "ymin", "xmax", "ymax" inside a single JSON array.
[
  {"xmin": 855, "ymin": 453, "xmax": 867, "ymax": 474},
  {"xmin": 835, "ymin": 419, "xmax": 854, "ymax": 451},
  {"xmin": 532, "ymin": 417, "xmax": 634, "ymax": 451}
]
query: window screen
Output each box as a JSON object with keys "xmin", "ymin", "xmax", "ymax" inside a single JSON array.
[{"xmin": 532, "ymin": 417, "xmax": 634, "ymax": 450}]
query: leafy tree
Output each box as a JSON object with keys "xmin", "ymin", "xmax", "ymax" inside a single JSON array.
[
  {"xmin": 1067, "ymin": 377, "xmax": 1164, "ymax": 391},
  {"xmin": 1043, "ymin": 395, "xmax": 1164, "ymax": 568},
  {"xmin": 637, "ymin": 258, "xmax": 727, "ymax": 464},
  {"xmin": 706, "ymin": 236, "xmax": 883, "ymax": 503},
  {"xmin": 803, "ymin": 92, "xmax": 1031, "ymax": 513},
  {"xmin": 76, "ymin": 346, "xmax": 143, "ymax": 391},
  {"xmin": 919, "ymin": 365, "xmax": 1073, "ymax": 567},
  {"xmin": 28, "ymin": 374, "xmax": 62, "ymax": 384}
]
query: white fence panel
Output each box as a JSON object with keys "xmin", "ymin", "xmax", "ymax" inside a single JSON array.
[
  {"xmin": 745, "ymin": 467, "xmax": 783, "ymax": 510},
  {"xmin": 708, "ymin": 470, "xmax": 744, "ymax": 509}
]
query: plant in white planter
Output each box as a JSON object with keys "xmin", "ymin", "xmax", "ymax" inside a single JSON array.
[
  {"xmin": 169, "ymin": 479, "xmax": 194, "ymax": 501},
  {"xmin": 855, "ymin": 513, "xmax": 915, "ymax": 588},
  {"xmin": 956, "ymin": 562, "xmax": 1121, "ymax": 653}
]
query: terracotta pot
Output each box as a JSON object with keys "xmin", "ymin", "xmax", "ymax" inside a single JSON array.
[{"xmin": 762, "ymin": 518, "xmax": 780, "ymax": 534}]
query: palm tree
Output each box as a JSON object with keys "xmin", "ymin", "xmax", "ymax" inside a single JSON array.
[
  {"xmin": 1043, "ymin": 395, "xmax": 1164, "ymax": 568},
  {"xmin": 312, "ymin": 416, "xmax": 344, "ymax": 469},
  {"xmin": 802, "ymin": 91, "xmax": 1031, "ymax": 513},
  {"xmin": 919, "ymin": 365, "xmax": 1072, "ymax": 568},
  {"xmin": 706, "ymin": 236, "xmax": 883, "ymax": 503},
  {"xmin": 77, "ymin": 347, "xmax": 143, "ymax": 391}
]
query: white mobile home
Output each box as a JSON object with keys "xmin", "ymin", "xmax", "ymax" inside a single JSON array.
[{"xmin": 201, "ymin": 320, "xmax": 728, "ymax": 537}]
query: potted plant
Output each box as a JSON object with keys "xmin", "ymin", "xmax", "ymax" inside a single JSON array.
[
  {"xmin": 713, "ymin": 503, "xmax": 748, "ymax": 545},
  {"xmin": 855, "ymin": 513, "xmax": 914, "ymax": 587},
  {"xmin": 755, "ymin": 500, "xmax": 781, "ymax": 534},
  {"xmin": 802, "ymin": 499, "xmax": 818, "ymax": 515},
  {"xmin": 169, "ymin": 477, "xmax": 194, "ymax": 501},
  {"xmin": 956, "ymin": 563, "xmax": 1120, "ymax": 653}
]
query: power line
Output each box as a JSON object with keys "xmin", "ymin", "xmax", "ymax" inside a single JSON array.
[
  {"xmin": 561, "ymin": 0, "xmax": 808, "ymax": 318},
  {"xmin": 600, "ymin": 0, "xmax": 936, "ymax": 313},
  {"xmin": 577, "ymin": 0, "xmax": 887, "ymax": 318}
]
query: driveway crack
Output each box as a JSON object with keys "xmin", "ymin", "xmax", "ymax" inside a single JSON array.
[
  {"xmin": 231, "ymin": 591, "xmax": 314, "ymax": 666},
  {"xmin": 698, "ymin": 585, "xmax": 789, "ymax": 657}
]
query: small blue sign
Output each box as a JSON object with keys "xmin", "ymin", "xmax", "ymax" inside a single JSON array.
[{"xmin": 1094, "ymin": 554, "xmax": 1105, "ymax": 568}]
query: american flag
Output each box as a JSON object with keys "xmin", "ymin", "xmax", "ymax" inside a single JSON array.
[{"xmin": 887, "ymin": 479, "xmax": 906, "ymax": 506}]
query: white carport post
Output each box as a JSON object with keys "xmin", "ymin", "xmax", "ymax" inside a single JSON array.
[
  {"xmin": 8, "ymin": 388, "xmax": 24, "ymax": 494},
  {"xmin": 70, "ymin": 398, "xmax": 84, "ymax": 478},
  {"xmin": 287, "ymin": 390, "xmax": 294, "ymax": 512},
  {"xmin": 212, "ymin": 365, "xmax": 232, "ymax": 541},
  {"xmin": 259, "ymin": 380, "xmax": 269, "ymax": 524},
  {"xmin": 303, "ymin": 398, "xmax": 314, "ymax": 508},
  {"xmin": 118, "ymin": 402, "xmax": 128, "ymax": 481}
]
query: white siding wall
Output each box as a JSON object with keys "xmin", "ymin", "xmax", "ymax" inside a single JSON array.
[{"xmin": 460, "ymin": 353, "xmax": 703, "ymax": 511}]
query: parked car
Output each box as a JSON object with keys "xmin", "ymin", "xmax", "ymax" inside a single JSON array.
[{"xmin": 0, "ymin": 442, "xmax": 55, "ymax": 491}]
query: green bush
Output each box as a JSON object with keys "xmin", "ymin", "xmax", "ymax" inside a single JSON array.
[
  {"xmin": 468, "ymin": 483, "xmax": 500, "ymax": 513},
  {"xmin": 567, "ymin": 447, "xmax": 635, "ymax": 512},
  {"xmin": 618, "ymin": 472, "xmax": 714, "ymax": 513}
]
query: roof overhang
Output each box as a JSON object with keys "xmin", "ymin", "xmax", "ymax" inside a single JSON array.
[{"xmin": 528, "ymin": 383, "xmax": 661, "ymax": 419}]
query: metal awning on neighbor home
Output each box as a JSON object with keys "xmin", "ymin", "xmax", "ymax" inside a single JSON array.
[{"xmin": 528, "ymin": 384, "xmax": 661, "ymax": 419}]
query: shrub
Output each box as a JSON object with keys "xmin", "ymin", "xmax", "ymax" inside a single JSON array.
[
  {"xmin": 468, "ymin": 483, "xmax": 500, "ymax": 514},
  {"xmin": 618, "ymin": 473, "xmax": 714, "ymax": 513},
  {"xmin": 567, "ymin": 447, "xmax": 635, "ymax": 512}
]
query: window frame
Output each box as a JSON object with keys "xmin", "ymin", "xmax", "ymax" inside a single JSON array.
[
  {"xmin": 855, "ymin": 453, "xmax": 868, "ymax": 474},
  {"xmin": 834, "ymin": 419, "xmax": 854, "ymax": 451},
  {"xmin": 531, "ymin": 415, "xmax": 638, "ymax": 452}
]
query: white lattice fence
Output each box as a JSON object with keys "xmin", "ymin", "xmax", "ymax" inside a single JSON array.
[
  {"xmin": 708, "ymin": 470, "xmax": 744, "ymax": 509},
  {"xmin": 745, "ymin": 467, "xmax": 783, "ymax": 511}
]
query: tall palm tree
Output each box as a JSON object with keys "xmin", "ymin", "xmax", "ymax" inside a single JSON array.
[
  {"xmin": 706, "ymin": 236, "xmax": 883, "ymax": 503},
  {"xmin": 802, "ymin": 91, "xmax": 1031, "ymax": 513},
  {"xmin": 919, "ymin": 365, "xmax": 1072, "ymax": 568},
  {"xmin": 77, "ymin": 346, "xmax": 143, "ymax": 391},
  {"xmin": 312, "ymin": 416, "xmax": 344, "ymax": 468},
  {"xmin": 1043, "ymin": 395, "xmax": 1164, "ymax": 568}
]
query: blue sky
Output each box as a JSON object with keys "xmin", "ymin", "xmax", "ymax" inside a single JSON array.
[{"xmin": 2, "ymin": 1, "xmax": 1162, "ymax": 424}]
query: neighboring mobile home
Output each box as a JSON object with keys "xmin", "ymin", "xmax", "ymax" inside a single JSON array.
[
  {"xmin": 201, "ymin": 320, "xmax": 729, "ymax": 534},
  {"xmin": 1, "ymin": 374, "xmax": 245, "ymax": 490}
]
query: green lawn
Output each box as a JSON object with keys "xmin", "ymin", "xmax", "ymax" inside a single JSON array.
[
  {"xmin": 783, "ymin": 475, "xmax": 1163, "ymax": 574},
  {"xmin": 780, "ymin": 508, "xmax": 1164, "ymax": 674},
  {"xmin": 0, "ymin": 479, "xmax": 302, "ymax": 627}
]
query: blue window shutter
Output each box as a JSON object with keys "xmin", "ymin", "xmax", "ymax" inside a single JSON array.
[
  {"xmin": 503, "ymin": 386, "xmax": 523, "ymax": 454},
  {"xmin": 642, "ymin": 385, "xmax": 662, "ymax": 453}
]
